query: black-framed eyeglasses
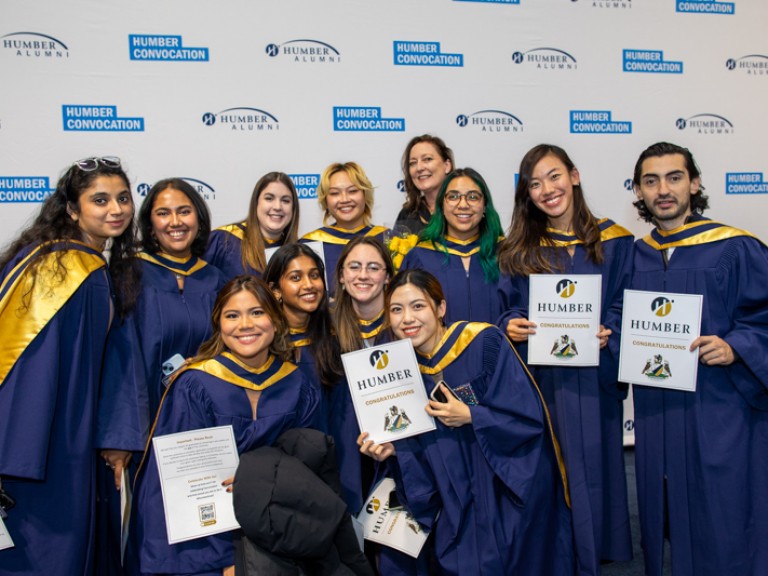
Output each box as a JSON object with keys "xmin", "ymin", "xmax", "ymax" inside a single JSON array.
[
  {"xmin": 345, "ymin": 262, "xmax": 386, "ymax": 274},
  {"xmin": 444, "ymin": 191, "xmax": 484, "ymax": 205},
  {"xmin": 73, "ymin": 156, "xmax": 122, "ymax": 172}
]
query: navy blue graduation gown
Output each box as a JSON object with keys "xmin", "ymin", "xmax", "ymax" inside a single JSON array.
[
  {"xmin": 134, "ymin": 353, "xmax": 320, "ymax": 575},
  {"xmin": 0, "ymin": 242, "xmax": 113, "ymax": 576},
  {"xmin": 204, "ymin": 222, "xmax": 283, "ymax": 280},
  {"xmin": 390, "ymin": 322, "xmax": 574, "ymax": 575},
  {"xmin": 631, "ymin": 217, "xmax": 768, "ymax": 576},
  {"xmin": 497, "ymin": 219, "xmax": 634, "ymax": 574},
  {"xmin": 95, "ymin": 254, "xmax": 225, "ymax": 575},
  {"xmin": 400, "ymin": 236, "xmax": 501, "ymax": 324},
  {"xmin": 301, "ymin": 224, "xmax": 388, "ymax": 298}
]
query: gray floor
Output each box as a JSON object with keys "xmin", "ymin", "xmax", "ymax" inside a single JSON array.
[{"xmin": 601, "ymin": 449, "xmax": 672, "ymax": 576}]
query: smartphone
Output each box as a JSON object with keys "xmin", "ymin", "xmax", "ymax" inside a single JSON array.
[{"xmin": 430, "ymin": 380, "xmax": 461, "ymax": 403}]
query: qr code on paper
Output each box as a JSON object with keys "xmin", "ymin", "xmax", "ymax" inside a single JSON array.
[{"xmin": 198, "ymin": 503, "xmax": 216, "ymax": 526}]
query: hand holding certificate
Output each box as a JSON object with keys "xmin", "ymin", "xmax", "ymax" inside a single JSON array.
[
  {"xmin": 528, "ymin": 274, "xmax": 602, "ymax": 366},
  {"xmin": 152, "ymin": 425, "xmax": 240, "ymax": 544},
  {"xmin": 619, "ymin": 289, "xmax": 702, "ymax": 392},
  {"xmin": 343, "ymin": 339, "xmax": 435, "ymax": 444}
]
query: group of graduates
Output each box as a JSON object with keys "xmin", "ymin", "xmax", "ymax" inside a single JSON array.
[{"xmin": 0, "ymin": 136, "xmax": 766, "ymax": 576}]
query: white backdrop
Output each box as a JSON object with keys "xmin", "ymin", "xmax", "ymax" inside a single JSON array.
[{"xmin": 2, "ymin": 0, "xmax": 766, "ymax": 440}]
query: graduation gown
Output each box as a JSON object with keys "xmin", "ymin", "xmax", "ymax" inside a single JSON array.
[
  {"xmin": 0, "ymin": 241, "xmax": 112, "ymax": 576},
  {"xmin": 497, "ymin": 218, "xmax": 634, "ymax": 574},
  {"xmin": 391, "ymin": 322, "xmax": 574, "ymax": 576},
  {"xmin": 204, "ymin": 222, "xmax": 282, "ymax": 280},
  {"xmin": 631, "ymin": 216, "xmax": 768, "ymax": 576},
  {"xmin": 98, "ymin": 252, "xmax": 226, "ymax": 453},
  {"xmin": 134, "ymin": 352, "xmax": 320, "ymax": 575},
  {"xmin": 94, "ymin": 253, "xmax": 225, "ymax": 575},
  {"xmin": 400, "ymin": 235, "xmax": 501, "ymax": 324},
  {"xmin": 301, "ymin": 224, "xmax": 388, "ymax": 298}
]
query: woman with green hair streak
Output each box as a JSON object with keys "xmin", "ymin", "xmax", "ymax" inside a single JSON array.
[{"xmin": 399, "ymin": 167, "xmax": 504, "ymax": 324}]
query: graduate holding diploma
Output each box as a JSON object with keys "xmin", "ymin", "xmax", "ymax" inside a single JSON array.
[
  {"xmin": 496, "ymin": 144, "xmax": 633, "ymax": 575},
  {"xmin": 134, "ymin": 275, "xmax": 319, "ymax": 576},
  {"xmin": 358, "ymin": 269, "xmax": 574, "ymax": 576}
]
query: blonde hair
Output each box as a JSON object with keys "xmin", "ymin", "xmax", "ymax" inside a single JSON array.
[{"xmin": 316, "ymin": 162, "xmax": 374, "ymax": 226}]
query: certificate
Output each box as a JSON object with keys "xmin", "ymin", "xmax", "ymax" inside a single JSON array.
[
  {"xmin": 152, "ymin": 425, "xmax": 240, "ymax": 544},
  {"xmin": 528, "ymin": 274, "xmax": 602, "ymax": 366},
  {"xmin": 619, "ymin": 289, "xmax": 702, "ymax": 392},
  {"xmin": 356, "ymin": 477, "xmax": 430, "ymax": 558},
  {"xmin": 342, "ymin": 339, "xmax": 435, "ymax": 444},
  {"xmin": 0, "ymin": 515, "xmax": 13, "ymax": 550}
]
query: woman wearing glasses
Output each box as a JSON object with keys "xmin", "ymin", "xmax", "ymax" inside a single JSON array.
[
  {"xmin": 95, "ymin": 179, "xmax": 226, "ymax": 574},
  {"xmin": 301, "ymin": 162, "xmax": 388, "ymax": 298},
  {"xmin": 358, "ymin": 269, "xmax": 574, "ymax": 576},
  {"xmin": 327, "ymin": 237, "xmax": 394, "ymax": 515},
  {"xmin": 399, "ymin": 168, "xmax": 504, "ymax": 324},
  {"xmin": 205, "ymin": 172, "xmax": 300, "ymax": 280},
  {"xmin": 497, "ymin": 144, "xmax": 634, "ymax": 575},
  {"xmin": 0, "ymin": 157, "xmax": 140, "ymax": 576},
  {"xmin": 394, "ymin": 134, "xmax": 454, "ymax": 235}
]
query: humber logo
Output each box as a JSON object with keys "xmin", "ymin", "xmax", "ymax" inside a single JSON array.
[
  {"xmin": 623, "ymin": 49, "xmax": 683, "ymax": 74},
  {"xmin": 202, "ymin": 107, "xmax": 279, "ymax": 131},
  {"xmin": 1, "ymin": 32, "xmax": 69, "ymax": 58},
  {"xmin": 333, "ymin": 107, "xmax": 405, "ymax": 132},
  {"xmin": 725, "ymin": 173, "xmax": 768, "ymax": 195},
  {"xmin": 675, "ymin": 114, "xmax": 733, "ymax": 134},
  {"xmin": 393, "ymin": 41, "xmax": 463, "ymax": 67},
  {"xmin": 725, "ymin": 54, "xmax": 768, "ymax": 75},
  {"xmin": 138, "ymin": 178, "xmax": 216, "ymax": 201},
  {"xmin": 651, "ymin": 297, "xmax": 673, "ymax": 318},
  {"xmin": 129, "ymin": 34, "xmax": 209, "ymax": 61},
  {"xmin": 289, "ymin": 174, "xmax": 319, "ymax": 200},
  {"xmin": 556, "ymin": 279, "xmax": 576, "ymax": 299},
  {"xmin": 456, "ymin": 110, "xmax": 524, "ymax": 133},
  {"xmin": 370, "ymin": 350, "xmax": 390, "ymax": 371},
  {"xmin": 676, "ymin": 0, "xmax": 734, "ymax": 14},
  {"xmin": 511, "ymin": 47, "xmax": 577, "ymax": 70},
  {"xmin": 264, "ymin": 39, "xmax": 340, "ymax": 63},
  {"xmin": 62, "ymin": 105, "xmax": 144, "ymax": 132},
  {"xmin": 0, "ymin": 176, "xmax": 54, "ymax": 203}
]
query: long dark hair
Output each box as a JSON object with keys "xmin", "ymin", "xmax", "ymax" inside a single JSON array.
[
  {"xmin": 190, "ymin": 275, "xmax": 291, "ymax": 364},
  {"xmin": 498, "ymin": 144, "xmax": 603, "ymax": 276},
  {"xmin": 138, "ymin": 178, "xmax": 212, "ymax": 257},
  {"xmin": 263, "ymin": 243, "xmax": 344, "ymax": 388},
  {"xmin": 632, "ymin": 141, "xmax": 709, "ymax": 222},
  {"xmin": 0, "ymin": 158, "xmax": 141, "ymax": 316},
  {"xmin": 332, "ymin": 236, "xmax": 394, "ymax": 353},
  {"xmin": 400, "ymin": 134, "xmax": 455, "ymax": 214},
  {"xmin": 420, "ymin": 167, "xmax": 503, "ymax": 283}
]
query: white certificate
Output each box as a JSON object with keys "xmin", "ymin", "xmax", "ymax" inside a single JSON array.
[
  {"xmin": 342, "ymin": 339, "xmax": 435, "ymax": 444},
  {"xmin": 528, "ymin": 274, "xmax": 602, "ymax": 366},
  {"xmin": 0, "ymin": 514, "xmax": 14, "ymax": 550},
  {"xmin": 619, "ymin": 289, "xmax": 702, "ymax": 392},
  {"xmin": 153, "ymin": 425, "xmax": 240, "ymax": 544},
  {"xmin": 120, "ymin": 468, "xmax": 132, "ymax": 564},
  {"xmin": 357, "ymin": 477, "xmax": 430, "ymax": 558}
]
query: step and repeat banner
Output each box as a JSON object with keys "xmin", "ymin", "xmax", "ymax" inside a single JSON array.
[{"xmin": 2, "ymin": 0, "xmax": 766, "ymax": 441}]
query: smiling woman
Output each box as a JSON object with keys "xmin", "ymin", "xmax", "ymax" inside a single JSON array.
[
  {"xmin": 205, "ymin": 172, "xmax": 300, "ymax": 280},
  {"xmin": 95, "ymin": 177, "xmax": 225, "ymax": 574},
  {"xmin": 301, "ymin": 162, "xmax": 389, "ymax": 298},
  {"xmin": 0, "ymin": 157, "xmax": 141, "ymax": 576},
  {"xmin": 358, "ymin": 269, "xmax": 575, "ymax": 575},
  {"xmin": 497, "ymin": 144, "xmax": 634, "ymax": 574},
  {"xmin": 400, "ymin": 167, "xmax": 504, "ymax": 324},
  {"xmin": 133, "ymin": 275, "xmax": 320, "ymax": 576}
]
